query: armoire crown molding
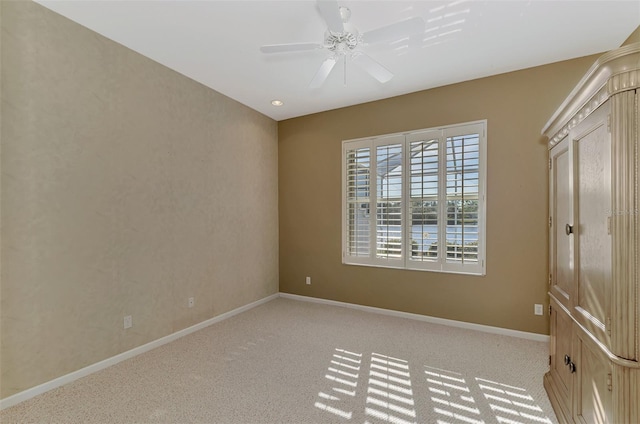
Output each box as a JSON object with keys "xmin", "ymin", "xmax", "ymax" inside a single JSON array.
[{"xmin": 542, "ymin": 42, "xmax": 640, "ymax": 148}]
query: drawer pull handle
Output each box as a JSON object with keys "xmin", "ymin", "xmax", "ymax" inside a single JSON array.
[
  {"xmin": 565, "ymin": 224, "xmax": 573, "ymax": 235},
  {"xmin": 564, "ymin": 354, "xmax": 571, "ymax": 365}
]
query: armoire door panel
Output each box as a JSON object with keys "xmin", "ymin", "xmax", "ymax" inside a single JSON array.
[
  {"xmin": 573, "ymin": 328, "xmax": 613, "ymax": 424},
  {"xmin": 550, "ymin": 300, "xmax": 574, "ymax": 407},
  {"xmin": 573, "ymin": 103, "xmax": 612, "ymax": 348},
  {"xmin": 550, "ymin": 137, "xmax": 573, "ymax": 308}
]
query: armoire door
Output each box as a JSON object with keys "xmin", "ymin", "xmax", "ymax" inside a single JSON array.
[
  {"xmin": 572, "ymin": 327, "xmax": 613, "ymax": 424},
  {"xmin": 572, "ymin": 102, "xmax": 612, "ymax": 349},
  {"xmin": 549, "ymin": 299, "xmax": 575, "ymax": 422},
  {"xmin": 550, "ymin": 136, "xmax": 573, "ymax": 309}
]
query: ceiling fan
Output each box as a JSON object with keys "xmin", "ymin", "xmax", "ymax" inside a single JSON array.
[{"xmin": 260, "ymin": 0, "xmax": 425, "ymax": 88}]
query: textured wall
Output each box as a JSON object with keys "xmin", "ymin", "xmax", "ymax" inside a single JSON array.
[
  {"xmin": 278, "ymin": 54, "xmax": 601, "ymax": 336},
  {"xmin": 1, "ymin": 1, "xmax": 278, "ymax": 398}
]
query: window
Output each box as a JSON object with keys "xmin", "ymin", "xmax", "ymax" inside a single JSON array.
[{"xmin": 342, "ymin": 121, "xmax": 486, "ymax": 275}]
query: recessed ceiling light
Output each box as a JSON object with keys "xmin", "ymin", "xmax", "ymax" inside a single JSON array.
[{"xmin": 271, "ymin": 100, "xmax": 284, "ymax": 106}]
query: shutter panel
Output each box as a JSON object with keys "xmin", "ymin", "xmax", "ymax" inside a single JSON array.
[
  {"xmin": 345, "ymin": 146, "xmax": 371, "ymax": 258},
  {"xmin": 409, "ymin": 136, "xmax": 440, "ymax": 263},
  {"xmin": 375, "ymin": 143, "xmax": 403, "ymax": 259},
  {"xmin": 445, "ymin": 131, "xmax": 480, "ymax": 265}
]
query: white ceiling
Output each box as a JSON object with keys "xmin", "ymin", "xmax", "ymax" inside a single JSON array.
[{"xmin": 36, "ymin": 1, "xmax": 639, "ymax": 121}]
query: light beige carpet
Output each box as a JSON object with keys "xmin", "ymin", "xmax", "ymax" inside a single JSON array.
[{"xmin": 1, "ymin": 297, "xmax": 557, "ymax": 424}]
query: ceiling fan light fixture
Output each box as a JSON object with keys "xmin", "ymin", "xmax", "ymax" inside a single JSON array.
[
  {"xmin": 325, "ymin": 31, "xmax": 358, "ymax": 52},
  {"xmin": 271, "ymin": 99, "xmax": 284, "ymax": 106}
]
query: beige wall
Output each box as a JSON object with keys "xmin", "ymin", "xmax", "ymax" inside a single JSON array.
[
  {"xmin": 0, "ymin": 1, "xmax": 278, "ymax": 399},
  {"xmin": 622, "ymin": 26, "xmax": 640, "ymax": 45},
  {"xmin": 278, "ymin": 54, "xmax": 600, "ymax": 335}
]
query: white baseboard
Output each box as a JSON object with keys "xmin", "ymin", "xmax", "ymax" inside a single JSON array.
[
  {"xmin": 279, "ymin": 292, "xmax": 550, "ymax": 343},
  {"xmin": 0, "ymin": 293, "xmax": 279, "ymax": 410}
]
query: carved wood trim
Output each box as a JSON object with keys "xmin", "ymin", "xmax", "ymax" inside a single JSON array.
[
  {"xmin": 611, "ymin": 91, "xmax": 639, "ymax": 361},
  {"xmin": 613, "ymin": 365, "xmax": 640, "ymax": 423},
  {"xmin": 543, "ymin": 43, "xmax": 640, "ymax": 148},
  {"xmin": 636, "ymin": 90, "xmax": 639, "ymax": 364}
]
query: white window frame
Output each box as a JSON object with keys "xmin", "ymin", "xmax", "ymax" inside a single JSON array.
[{"xmin": 341, "ymin": 120, "xmax": 487, "ymax": 275}]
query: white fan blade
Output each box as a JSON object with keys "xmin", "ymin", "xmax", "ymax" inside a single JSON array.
[
  {"xmin": 361, "ymin": 17, "xmax": 425, "ymax": 44},
  {"xmin": 309, "ymin": 57, "xmax": 337, "ymax": 88},
  {"xmin": 317, "ymin": 0, "xmax": 344, "ymax": 34},
  {"xmin": 352, "ymin": 53, "xmax": 393, "ymax": 83},
  {"xmin": 260, "ymin": 43, "xmax": 323, "ymax": 54}
]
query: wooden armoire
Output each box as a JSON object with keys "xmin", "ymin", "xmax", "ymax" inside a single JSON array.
[{"xmin": 542, "ymin": 43, "xmax": 639, "ymax": 423}]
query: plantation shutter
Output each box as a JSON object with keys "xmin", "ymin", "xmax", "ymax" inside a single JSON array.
[
  {"xmin": 374, "ymin": 138, "xmax": 404, "ymax": 262},
  {"xmin": 443, "ymin": 124, "xmax": 483, "ymax": 273},
  {"xmin": 407, "ymin": 131, "xmax": 441, "ymax": 267},
  {"xmin": 345, "ymin": 143, "xmax": 371, "ymax": 258},
  {"xmin": 343, "ymin": 121, "xmax": 485, "ymax": 275}
]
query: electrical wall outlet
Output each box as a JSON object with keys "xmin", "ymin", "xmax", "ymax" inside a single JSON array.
[
  {"xmin": 534, "ymin": 304, "xmax": 544, "ymax": 316},
  {"xmin": 305, "ymin": 276, "xmax": 311, "ymax": 285},
  {"xmin": 188, "ymin": 297, "xmax": 194, "ymax": 308},
  {"xmin": 124, "ymin": 315, "xmax": 132, "ymax": 329}
]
